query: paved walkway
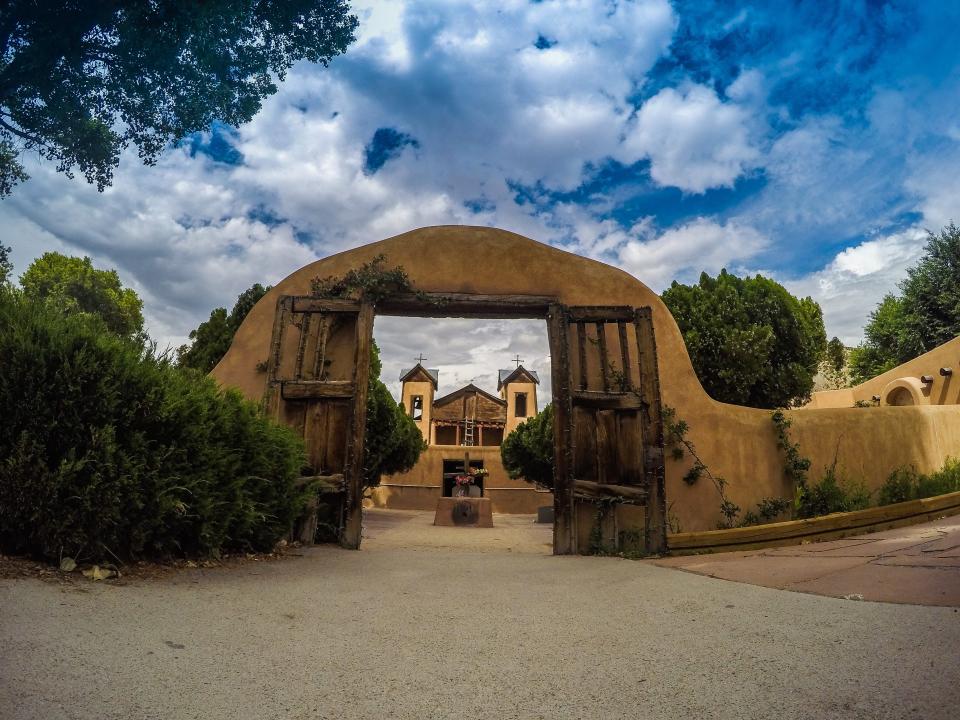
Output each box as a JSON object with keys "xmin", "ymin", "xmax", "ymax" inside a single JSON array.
[
  {"xmin": 2, "ymin": 510, "xmax": 959, "ymax": 719},
  {"xmin": 655, "ymin": 515, "xmax": 960, "ymax": 607}
]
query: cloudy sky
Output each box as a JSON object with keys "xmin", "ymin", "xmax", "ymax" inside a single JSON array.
[{"xmin": 4, "ymin": 0, "xmax": 960, "ymax": 402}]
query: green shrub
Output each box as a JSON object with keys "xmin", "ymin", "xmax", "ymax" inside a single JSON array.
[
  {"xmin": 796, "ymin": 464, "xmax": 871, "ymax": 519},
  {"xmin": 0, "ymin": 290, "xmax": 308, "ymax": 562},
  {"xmin": 878, "ymin": 459, "xmax": 960, "ymax": 505},
  {"xmin": 738, "ymin": 497, "xmax": 792, "ymax": 527},
  {"xmin": 878, "ymin": 466, "xmax": 922, "ymax": 505},
  {"xmin": 918, "ymin": 458, "xmax": 960, "ymax": 497}
]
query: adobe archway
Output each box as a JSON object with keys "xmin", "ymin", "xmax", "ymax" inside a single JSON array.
[
  {"xmin": 213, "ymin": 226, "xmax": 708, "ymax": 554},
  {"xmin": 880, "ymin": 377, "xmax": 930, "ymax": 407}
]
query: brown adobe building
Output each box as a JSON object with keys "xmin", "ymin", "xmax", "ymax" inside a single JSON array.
[{"xmin": 365, "ymin": 363, "xmax": 552, "ymax": 513}]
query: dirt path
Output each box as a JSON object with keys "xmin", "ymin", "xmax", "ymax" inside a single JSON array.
[{"xmin": 2, "ymin": 511, "xmax": 959, "ymax": 719}]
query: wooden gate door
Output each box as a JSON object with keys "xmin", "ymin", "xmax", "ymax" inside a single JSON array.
[
  {"xmin": 264, "ymin": 295, "xmax": 374, "ymax": 549},
  {"xmin": 548, "ymin": 305, "xmax": 666, "ymax": 555}
]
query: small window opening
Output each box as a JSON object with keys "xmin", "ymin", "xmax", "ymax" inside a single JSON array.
[
  {"xmin": 411, "ymin": 395, "xmax": 423, "ymax": 420},
  {"xmin": 515, "ymin": 392, "xmax": 527, "ymax": 418}
]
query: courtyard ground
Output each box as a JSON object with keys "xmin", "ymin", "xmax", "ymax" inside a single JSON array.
[{"xmin": 1, "ymin": 509, "xmax": 958, "ymax": 720}]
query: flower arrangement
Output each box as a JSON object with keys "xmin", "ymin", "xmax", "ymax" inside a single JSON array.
[{"xmin": 454, "ymin": 467, "xmax": 488, "ymax": 488}]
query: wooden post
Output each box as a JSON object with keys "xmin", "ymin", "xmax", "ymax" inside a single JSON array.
[
  {"xmin": 341, "ymin": 301, "xmax": 374, "ymax": 550},
  {"xmin": 548, "ymin": 303, "xmax": 575, "ymax": 554},
  {"xmin": 634, "ymin": 307, "xmax": 667, "ymax": 555}
]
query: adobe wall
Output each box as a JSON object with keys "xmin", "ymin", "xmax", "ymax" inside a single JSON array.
[
  {"xmin": 213, "ymin": 225, "xmax": 960, "ymax": 534},
  {"xmin": 806, "ymin": 336, "xmax": 960, "ymax": 409},
  {"xmin": 365, "ymin": 444, "xmax": 552, "ymax": 514}
]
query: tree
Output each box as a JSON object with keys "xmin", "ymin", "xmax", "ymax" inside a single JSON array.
[
  {"xmin": 0, "ymin": 242, "xmax": 11, "ymax": 284},
  {"xmin": 363, "ymin": 341, "xmax": 426, "ymax": 488},
  {"xmin": 0, "ymin": 1, "xmax": 357, "ymax": 196},
  {"xmin": 501, "ymin": 405, "xmax": 555, "ymax": 491},
  {"xmin": 819, "ymin": 336, "xmax": 849, "ymax": 390},
  {"xmin": 661, "ymin": 270, "xmax": 828, "ymax": 408},
  {"xmin": 178, "ymin": 283, "xmax": 271, "ymax": 373},
  {"xmin": 849, "ymin": 223, "xmax": 960, "ymax": 384},
  {"xmin": 20, "ymin": 251, "xmax": 143, "ymax": 337}
]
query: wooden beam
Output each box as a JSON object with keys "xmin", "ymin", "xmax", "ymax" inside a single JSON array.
[
  {"xmin": 547, "ymin": 303, "xmax": 575, "ymax": 554},
  {"xmin": 376, "ymin": 292, "xmax": 557, "ymax": 319},
  {"xmin": 293, "ymin": 312, "xmax": 311, "ymax": 380},
  {"xmin": 341, "ymin": 301, "xmax": 374, "ymax": 549},
  {"xmin": 617, "ymin": 321, "xmax": 631, "ymax": 389},
  {"xmin": 291, "ymin": 297, "xmax": 363, "ymax": 314},
  {"xmin": 595, "ymin": 321, "xmax": 610, "ymax": 391},
  {"xmin": 263, "ymin": 295, "xmax": 292, "ymax": 421},
  {"xmin": 576, "ymin": 321, "xmax": 587, "ymax": 390},
  {"xmin": 566, "ymin": 306, "xmax": 635, "ymax": 322},
  {"xmin": 311, "ymin": 315, "xmax": 329, "ymax": 379},
  {"xmin": 573, "ymin": 479, "xmax": 648, "ymax": 504},
  {"xmin": 571, "ymin": 390, "xmax": 645, "ymax": 409},
  {"xmin": 281, "ymin": 380, "xmax": 355, "ymax": 400}
]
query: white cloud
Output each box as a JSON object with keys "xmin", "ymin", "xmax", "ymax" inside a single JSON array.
[
  {"xmin": 619, "ymin": 84, "xmax": 762, "ymax": 193},
  {"xmin": 783, "ymin": 228, "xmax": 927, "ymax": 344},
  {"xmin": 618, "ymin": 217, "xmax": 769, "ymax": 290}
]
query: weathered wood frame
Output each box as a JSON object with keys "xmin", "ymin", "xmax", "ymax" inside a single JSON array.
[
  {"xmin": 265, "ymin": 291, "xmax": 666, "ymax": 555},
  {"xmin": 264, "ymin": 295, "xmax": 374, "ymax": 549}
]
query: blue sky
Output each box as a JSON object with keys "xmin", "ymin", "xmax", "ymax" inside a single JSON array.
[{"xmin": 3, "ymin": 0, "xmax": 960, "ymax": 400}]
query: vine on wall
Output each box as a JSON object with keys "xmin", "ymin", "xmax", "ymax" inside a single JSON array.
[
  {"xmin": 662, "ymin": 406, "xmax": 741, "ymax": 528},
  {"xmin": 770, "ymin": 409, "xmax": 811, "ymax": 507}
]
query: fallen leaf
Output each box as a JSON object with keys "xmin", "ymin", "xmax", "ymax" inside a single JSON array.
[{"xmin": 82, "ymin": 565, "xmax": 116, "ymax": 581}]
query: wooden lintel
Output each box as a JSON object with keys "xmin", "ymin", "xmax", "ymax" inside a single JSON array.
[
  {"xmin": 566, "ymin": 306, "xmax": 635, "ymax": 322},
  {"xmin": 291, "ymin": 297, "xmax": 363, "ymax": 314},
  {"xmin": 281, "ymin": 380, "xmax": 356, "ymax": 400},
  {"xmin": 571, "ymin": 390, "xmax": 644, "ymax": 410},
  {"xmin": 376, "ymin": 292, "xmax": 557, "ymax": 319},
  {"xmin": 573, "ymin": 479, "xmax": 648, "ymax": 504}
]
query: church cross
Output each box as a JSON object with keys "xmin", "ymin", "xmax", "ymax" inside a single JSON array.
[
  {"xmin": 415, "ymin": 353, "xmax": 428, "ymax": 365},
  {"xmin": 512, "ymin": 354, "xmax": 524, "ymax": 368}
]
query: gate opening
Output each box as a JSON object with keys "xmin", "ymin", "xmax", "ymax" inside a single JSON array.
[{"xmin": 263, "ymin": 291, "xmax": 665, "ymax": 556}]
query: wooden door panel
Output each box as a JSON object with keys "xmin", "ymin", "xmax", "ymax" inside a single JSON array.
[
  {"xmin": 264, "ymin": 295, "xmax": 373, "ymax": 549},
  {"xmin": 552, "ymin": 304, "xmax": 666, "ymax": 555}
]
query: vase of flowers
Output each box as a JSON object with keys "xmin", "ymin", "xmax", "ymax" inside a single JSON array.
[{"xmin": 453, "ymin": 467, "xmax": 489, "ymax": 496}]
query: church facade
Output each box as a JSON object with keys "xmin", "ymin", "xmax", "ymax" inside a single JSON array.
[{"xmin": 365, "ymin": 363, "xmax": 553, "ymax": 514}]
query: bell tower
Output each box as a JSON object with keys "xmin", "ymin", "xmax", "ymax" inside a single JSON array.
[
  {"xmin": 498, "ymin": 358, "xmax": 539, "ymax": 436},
  {"xmin": 399, "ymin": 356, "xmax": 438, "ymax": 444}
]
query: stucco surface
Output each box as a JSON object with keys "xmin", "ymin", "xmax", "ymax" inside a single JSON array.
[{"xmin": 213, "ymin": 226, "xmax": 960, "ymax": 534}]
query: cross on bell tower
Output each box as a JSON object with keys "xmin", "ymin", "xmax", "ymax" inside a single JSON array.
[
  {"xmin": 415, "ymin": 353, "xmax": 428, "ymax": 365},
  {"xmin": 512, "ymin": 354, "xmax": 524, "ymax": 368}
]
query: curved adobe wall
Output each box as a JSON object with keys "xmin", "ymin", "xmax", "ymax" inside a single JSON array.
[{"xmin": 213, "ymin": 226, "xmax": 960, "ymax": 533}]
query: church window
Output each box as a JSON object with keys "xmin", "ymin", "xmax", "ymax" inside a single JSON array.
[
  {"xmin": 514, "ymin": 392, "xmax": 527, "ymax": 418},
  {"xmin": 411, "ymin": 395, "xmax": 423, "ymax": 420}
]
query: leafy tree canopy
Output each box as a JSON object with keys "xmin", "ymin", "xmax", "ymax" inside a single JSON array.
[
  {"xmin": 661, "ymin": 269, "xmax": 827, "ymax": 408},
  {"xmin": 0, "ymin": 1, "xmax": 357, "ymax": 196},
  {"xmin": 501, "ymin": 404, "xmax": 554, "ymax": 491},
  {"xmin": 178, "ymin": 283, "xmax": 271, "ymax": 373},
  {"xmin": 849, "ymin": 223, "xmax": 960, "ymax": 383},
  {"xmin": 0, "ymin": 242, "xmax": 11, "ymax": 283},
  {"xmin": 20, "ymin": 251, "xmax": 144, "ymax": 337}
]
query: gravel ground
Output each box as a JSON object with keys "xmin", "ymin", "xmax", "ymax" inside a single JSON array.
[{"xmin": 2, "ymin": 511, "xmax": 959, "ymax": 720}]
